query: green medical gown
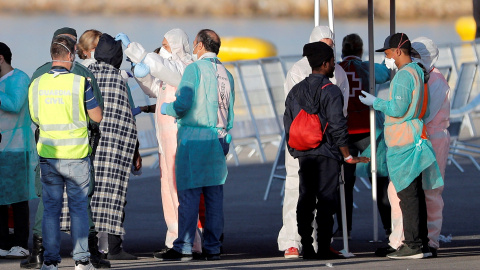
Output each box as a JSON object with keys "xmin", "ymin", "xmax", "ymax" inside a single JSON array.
[
  {"xmin": 166, "ymin": 58, "xmax": 235, "ymax": 191},
  {"xmin": 373, "ymin": 62, "xmax": 443, "ymax": 193},
  {"xmin": 0, "ymin": 69, "xmax": 37, "ymax": 205}
]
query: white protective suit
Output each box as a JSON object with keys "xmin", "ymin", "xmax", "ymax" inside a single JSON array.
[
  {"xmin": 124, "ymin": 29, "xmax": 202, "ymax": 252},
  {"xmin": 387, "ymin": 37, "xmax": 450, "ymax": 250},
  {"xmin": 278, "ymin": 26, "xmax": 350, "ymax": 253}
]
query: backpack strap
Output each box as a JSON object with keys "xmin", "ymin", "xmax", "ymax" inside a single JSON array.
[
  {"xmin": 319, "ymin": 83, "xmax": 333, "ymax": 134},
  {"xmin": 322, "ymin": 83, "xmax": 333, "ymax": 89}
]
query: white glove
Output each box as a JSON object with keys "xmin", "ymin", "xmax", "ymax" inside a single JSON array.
[{"xmin": 359, "ymin": 90, "xmax": 377, "ymax": 106}]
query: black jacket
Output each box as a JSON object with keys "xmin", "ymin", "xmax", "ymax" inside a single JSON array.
[{"xmin": 284, "ymin": 73, "xmax": 349, "ymax": 160}]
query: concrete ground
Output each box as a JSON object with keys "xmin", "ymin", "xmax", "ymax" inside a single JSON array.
[{"xmin": 1, "ymin": 134, "xmax": 480, "ymax": 269}]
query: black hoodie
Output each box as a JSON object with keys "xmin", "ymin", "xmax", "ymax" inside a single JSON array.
[
  {"xmin": 284, "ymin": 73, "xmax": 349, "ymax": 160},
  {"xmin": 94, "ymin": 33, "xmax": 123, "ymax": 69}
]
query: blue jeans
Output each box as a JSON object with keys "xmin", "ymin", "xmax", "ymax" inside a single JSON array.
[
  {"xmin": 40, "ymin": 157, "xmax": 91, "ymax": 263},
  {"xmin": 173, "ymin": 185, "xmax": 224, "ymax": 255}
]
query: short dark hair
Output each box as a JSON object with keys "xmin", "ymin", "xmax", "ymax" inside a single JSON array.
[
  {"xmin": 197, "ymin": 29, "xmax": 221, "ymax": 54},
  {"xmin": 51, "ymin": 35, "xmax": 76, "ymax": 60},
  {"xmin": 0, "ymin": 42, "xmax": 12, "ymax": 65},
  {"xmin": 342, "ymin": 33, "xmax": 363, "ymax": 57}
]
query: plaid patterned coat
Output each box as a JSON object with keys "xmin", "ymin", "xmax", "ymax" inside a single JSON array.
[{"xmin": 89, "ymin": 62, "xmax": 137, "ymax": 235}]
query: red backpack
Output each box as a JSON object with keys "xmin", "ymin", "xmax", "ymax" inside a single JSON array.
[{"xmin": 288, "ymin": 83, "xmax": 332, "ymax": 151}]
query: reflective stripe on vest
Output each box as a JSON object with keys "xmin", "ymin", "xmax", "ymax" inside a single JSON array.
[{"xmin": 29, "ymin": 73, "xmax": 90, "ymax": 159}]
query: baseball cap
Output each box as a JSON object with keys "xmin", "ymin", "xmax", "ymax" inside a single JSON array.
[
  {"xmin": 53, "ymin": 27, "xmax": 77, "ymax": 39},
  {"xmin": 375, "ymin": 33, "xmax": 420, "ymax": 59}
]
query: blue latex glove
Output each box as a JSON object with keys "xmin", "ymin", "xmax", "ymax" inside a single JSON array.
[
  {"xmin": 160, "ymin": 103, "xmax": 169, "ymax": 115},
  {"xmin": 134, "ymin": 62, "xmax": 150, "ymax": 78},
  {"xmin": 131, "ymin": 106, "xmax": 141, "ymax": 116},
  {"xmin": 359, "ymin": 90, "xmax": 377, "ymax": 106},
  {"xmin": 115, "ymin": 33, "xmax": 131, "ymax": 47}
]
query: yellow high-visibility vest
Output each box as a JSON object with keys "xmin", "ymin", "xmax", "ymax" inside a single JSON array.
[{"xmin": 28, "ymin": 72, "xmax": 91, "ymax": 159}]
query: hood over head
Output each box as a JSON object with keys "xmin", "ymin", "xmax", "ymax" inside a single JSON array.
[
  {"xmin": 411, "ymin": 37, "xmax": 439, "ymax": 70},
  {"xmin": 94, "ymin": 33, "xmax": 123, "ymax": 69},
  {"xmin": 164, "ymin": 28, "xmax": 192, "ymax": 65},
  {"xmin": 309, "ymin": 26, "xmax": 334, "ymax": 43}
]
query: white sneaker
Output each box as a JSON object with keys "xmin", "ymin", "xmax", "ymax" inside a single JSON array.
[
  {"xmin": 75, "ymin": 261, "xmax": 97, "ymax": 270},
  {"xmin": 6, "ymin": 246, "xmax": 30, "ymax": 258},
  {"xmin": 40, "ymin": 262, "xmax": 59, "ymax": 270},
  {"xmin": 0, "ymin": 248, "xmax": 9, "ymax": 257}
]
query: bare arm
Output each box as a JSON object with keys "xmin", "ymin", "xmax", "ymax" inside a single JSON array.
[{"xmin": 87, "ymin": 106, "xmax": 103, "ymax": 123}]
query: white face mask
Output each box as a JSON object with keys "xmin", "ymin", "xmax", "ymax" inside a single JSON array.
[
  {"xmin": 385, "ymin": 57, "xmax": 397, "ymax": 70},
  {"xmin": 191, "ymin": 43, "xmax": 199, "ymax": 62},
  {"xmin": 159, "ymin": 47, "xmax": 172, "ymax": 59}
]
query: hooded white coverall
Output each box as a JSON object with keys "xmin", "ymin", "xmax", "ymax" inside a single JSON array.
[
  {"xmin": 124, "ymin": 29, "xmax": 201, "ymax": 252},
  {"xmin": 278, "ymin": 26, "xmax": 350, "ymax": 252},
  {"xmin": 388, "ymin": 37, "xmax": 449, "ymax": 250}
]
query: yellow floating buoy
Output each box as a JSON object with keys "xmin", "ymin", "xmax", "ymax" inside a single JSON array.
[
  {"xmin": 455, "ymin": 16, "xmax": 477, "ymax": 41},
  {"xmin": 218, "ymin": 37, "xmax": 277, "ymax": 62}
]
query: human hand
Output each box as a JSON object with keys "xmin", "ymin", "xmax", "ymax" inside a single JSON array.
[
  {"xmin": 345, "ymin": 156, "xmax": 370, "ymax": 164},
  {"xmin": 359, "ymin": 90, "xmax": 377, "ymax": 106},
  {"xmin": 115, "ymin": 33, "xmax": 131, "ymax": 47},
  {"xmin": 134, "ymin": 62, "xmax": 150, "ymax": 78},
  {"xmin": 134, "ymin": 154, "xmax": 142, "ymax": 171}
]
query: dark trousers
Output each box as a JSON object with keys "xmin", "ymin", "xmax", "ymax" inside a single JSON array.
[
  {"xmin": 397, "ymin": 174, "xmax": 428, "ymax": 249},
  {"xmin": 297, "ymin": 155, "xmax": 339, "ymax": 252},
  {"xmin": 339, "ymin": 133, "xmax": 391, "ymax": 232},
  {"xmin": 0, "ymin": 201, "xmax": 30, "ymax": 249}
]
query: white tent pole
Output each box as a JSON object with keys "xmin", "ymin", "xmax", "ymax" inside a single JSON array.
[
  {"xmin": 328, "ymin": 0, "xmax": 334, "ymax": 33},
  {"xmin": 326, "ymin": 0, "xmax": 349, "ymax": 255},
  {"xmin": 315, "ymin": 0, "xmax": 320, "ymax": 26},
  {"xmin": 368, "ymin": 0, "xmax": 379, "ymax": 243}
]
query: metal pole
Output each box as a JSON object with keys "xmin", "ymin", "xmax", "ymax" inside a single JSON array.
[
  {"xmin": 368, "ymin": 0, "xmax": 379, "ymax": 243},
  {"xmin": 328, "ymin": 0, "xmax": 334, "ymax": 32},
  {"xmin": 390, "ymin": 0, "xmax": 396, "ymax": 35},
  {"xmin": 326, "ymin": 0, "xmax": 350, "ymax": 256},
  {"xmin": 315, "ymin": 0, "xmax": 320, "ymax": 26}
]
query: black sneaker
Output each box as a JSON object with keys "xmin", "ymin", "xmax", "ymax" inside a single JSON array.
[
  {"xmin": 106, "ymin": 250, "xmax": 137, "ymax": 260},
  {"xmin": 422, "ymin": 245, "xmax": 433, "ymax": 258},
  {"xmin": 204, "ymin": 253, "xmax": 221, "ymax": 261},
  {"xmin": 153, "ymin": 248, "xmax": 170, "ymax": 259},
  {"xmin": 387, "ymin": 244, "xmax": 423, "ymax": 259},
  {"xmin": 375, "ymin": 246, "xmax": 396, "ymax": 257},
  {"xmin": 90, "ymin": 253, "xmax": 111, "ymax": 268},
  {"xmin": 158, "ymin": 248, "xmax": 192, "ymax": 262},
  {"xmin": 430, "ymin": 247, "xmax": 438, "ymax": 258}
]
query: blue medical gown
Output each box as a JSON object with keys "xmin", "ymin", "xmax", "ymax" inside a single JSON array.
[
  {"xmin": 165, "ymin": 58, "xmax": 235, "ymax": 191},
  {"xmin": 355, "ymin": 111, "xmax": 389, "ymax": 178},
  {"xmin": 0, "ymin": 69, "xmax": 37, "ymax": 205},
  {"xmin": 373, "ymin": 63, "xmax": 443, "ymax": 192}
]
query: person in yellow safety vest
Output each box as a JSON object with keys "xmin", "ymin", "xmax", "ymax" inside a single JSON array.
[{"xmin": 28, "ymin": 35, "xmax": 102, "ymax": 270}]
